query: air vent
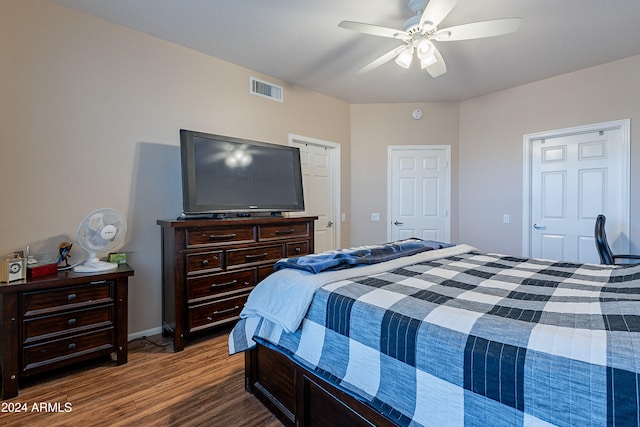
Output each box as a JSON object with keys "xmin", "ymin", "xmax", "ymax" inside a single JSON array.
[{"xmin": 250, "ymin": 77, "xmax": 283, "ymax": 102}]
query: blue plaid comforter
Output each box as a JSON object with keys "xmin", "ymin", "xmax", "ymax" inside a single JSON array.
[{"xmin": 230, "ymin": 247, "xmax": 640, "ymax": 426}]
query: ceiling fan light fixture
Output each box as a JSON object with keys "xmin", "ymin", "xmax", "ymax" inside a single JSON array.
[
  {"xmin": 395, "ymin": 47, "xmax": 414, "ymax": 68},
  {"xmin": 339, "ymin": 0, "xmax": 522, "ymax": 78},
  {"xmin": 417, "ymin": 39, "xmax": 433, "ymax": 55},
  {"xmin": 417, "ymin": 39, "xmax": 437, "ymax": 69},
  {"xmin": 419, "ymin": 53, "xmax": 438, "ymax": 69}
]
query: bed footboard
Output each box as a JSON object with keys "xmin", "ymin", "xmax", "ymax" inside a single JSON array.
[{"xmin": 245, "ymin": 344, "xmax": 396, "ymax": 427}]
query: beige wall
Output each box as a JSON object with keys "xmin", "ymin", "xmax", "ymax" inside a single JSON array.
[
  {"xmin": 350, "ymin": 103, "xmax": 460, "ymax": 246},
  {"xmin": 459, "ymin": 55, "xmax": 640, "ymax": 255},
  {"xmin": 2, "ymin": 0, "xmax": 350, "ymax": 336},
  {"xmin": 349, "ymin": 54, "xmax": 640, "ymax": 253}
]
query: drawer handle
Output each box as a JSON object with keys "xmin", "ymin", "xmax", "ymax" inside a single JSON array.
[
  {"xmin": 68, "ymin": 343, "xmax": 77, "ymax": 351},
  {"xmin": 211, "ymin": 279, "xmax": 237, "ymax": 288},
  {"xmin": 67, "ymin": 293, "xmax": 77, "ymax": 301},
  {"xmin": 201, "ymin": 257, "xmax": 218, "ymax": 267},
  {"xmin": 205, "ymin": 233, "xmax": 237, "ymax": 240},
  {"xmin": 207, "ymin": 305, "xmax": 240, "ymax": 320},
  {"xmin": 89, "ymin": 280, "xmax": 106, "ymax": 285},
  {"xmin": 245, "ymin": 253, "xmax": 268, "ymax": 261},
  {"xmin": 275, "ymin": 229, "xmax": 295, "ymax": 235},
  {"xmin": 67, "ymin": 318, "xmax": 77, "ymax": 326},
  {"xmin": 294, "ymin": 247, "xmax": 301, "ymax": 254}
]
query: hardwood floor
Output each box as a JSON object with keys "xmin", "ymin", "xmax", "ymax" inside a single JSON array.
[{"xmin": 0, "ymin": 329, "xmax": 283, "ymax": 427}]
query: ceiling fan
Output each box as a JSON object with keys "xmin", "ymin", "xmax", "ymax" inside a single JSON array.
[{"xmin": 338, "ymin": 0, "xmax": 521, "ymax": 77}]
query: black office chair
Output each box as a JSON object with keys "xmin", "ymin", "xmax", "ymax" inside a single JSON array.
[{"xmin": 594, "ymin": 214, "xmax": 640, "ymax": 265}]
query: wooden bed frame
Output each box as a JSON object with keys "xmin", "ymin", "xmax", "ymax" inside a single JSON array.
[{"xmin": 245, "ymin": 343, "xmax": 397, "ymax": 427}]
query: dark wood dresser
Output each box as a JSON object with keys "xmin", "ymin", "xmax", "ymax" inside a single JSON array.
[
  {"xmin": 0, "ymin": 264, "xmax": 134, "ymax": 399},
  {"xmin": 157, "ymin": 216, "xmax": 316, "ymax": 351}
]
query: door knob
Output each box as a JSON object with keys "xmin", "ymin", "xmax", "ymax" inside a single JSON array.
[
  {"xmin": 393, "ymin": 220, "xmax": 404, "ymax": 226},
  {"xmin": 533, "ymin": 223, "xmax": 546, "ymax": 230},
  {"xmin": 327, "ymin": 221, "xmax": 333, "ymax": 227}
]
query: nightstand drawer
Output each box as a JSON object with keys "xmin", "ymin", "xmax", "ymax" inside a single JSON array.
[
  {"xmin": 22, "ymin": 282, "xmax": 113, "ymax": 316},
  {"xmin": 23, "ymin": 305, "xmax": 114, "ymax": 344},
  {"xmin": 186, "ymin": 251, "xmax": 222, "ymax": 275},
  {"xmin": 22, "ymin": 328, "xmax": 114, "ymax": 374},
  {"xmin": 189, "ymin": 294, "xmax": 246, "ymax": 331},
  {"xmin": 187, "ymin": 269, "xmax": 255, "ymax": 302},
  {"xmin": 227, "ymin": 244, "xmax": 283, "ymax": 268},
  {"xmin": 187, "ymin": 225, "xmax": 256, "ymax": 247},
  {"xmin": 259, "ymin": 223, "xmax": 309, "ymax": 240}
]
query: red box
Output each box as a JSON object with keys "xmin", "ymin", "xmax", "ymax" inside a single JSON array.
[{"xmin": 27, "ymin": 263, "xmax": 58, "ymax": 278}]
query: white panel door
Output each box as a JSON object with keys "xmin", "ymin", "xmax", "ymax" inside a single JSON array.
[
  {"xmin": 290, "ymin": 139, "xmax": 337, "ymax": 252},
  {"xmin": 388, "ymin": 146, "xmax": 450, "ymax": 242},
  {"xmin": 530, "ymin": 127, "xmax": 625, "ymax": 262}
]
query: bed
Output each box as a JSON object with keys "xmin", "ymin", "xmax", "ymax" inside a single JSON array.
[{"xmin": 229, "ymin": 240, "xmax": 640, "ymax": 426}]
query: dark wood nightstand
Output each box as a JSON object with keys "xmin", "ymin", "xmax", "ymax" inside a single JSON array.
[{"xmin": 0, "ymin": 264, "xmax": 134, "ymax": 399}]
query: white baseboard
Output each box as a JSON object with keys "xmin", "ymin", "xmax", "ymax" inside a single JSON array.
[{"xmin": 128, "ymin": 326, "xmax": 163, "ymax": 342}]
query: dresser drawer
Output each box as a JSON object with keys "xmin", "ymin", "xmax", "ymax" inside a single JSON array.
[
  {"xmin": 186, "ymin": 251, "xmax": 222, "ymax": 275},
  {"xmin": 187, "ymin": 269, "xmax": 256, "ymax": 302},
  {"xmin": 227, "ymin": 244, "xmax": 283, "ymax": 268},
  {"xmin": 22, "ymin": 328, "xmax": 114, "ymax": 374},
  {"xmin": 186, "ymin": 225, "xmax": 256, "ymax": 248},
  {"xmin": 259, "ymin": 223, "xmax": 309, "ymax": 240},
  {"xmin": 286, "ymin": 241, "xmax": 310, "ymax": 257},
  {"xmin": 258, "ymin": 265, "xmax": 277, "ymax": 282},
  {"xmin": 22, "ymin": 282, "xmax": 113, "ymax": 317},
  {"xmin": 23, "ymin": 305, "xmax": 114, "ymax": 344},
  {"xmin": 189, "ymin": 294, "xmax": 247, "ymax": 331}
]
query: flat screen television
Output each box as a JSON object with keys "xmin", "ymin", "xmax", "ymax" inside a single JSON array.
[{"xmin": 179, "ymin": 129, "xmax": 305, "ymax": 217}]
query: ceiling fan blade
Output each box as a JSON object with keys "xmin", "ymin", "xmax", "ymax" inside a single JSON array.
[
  {"xmin": 425, "ymin": 47, "xmax": 447, "ymax": 78},
  {"xmin": 434, "ymin": 18, "xmax": 522, "ymax": 41},
  {"xmin": 338, "ymin": 20, "xmax": 408, "ymax": 40},
  {"xmin": 357, "ymin": 46, "xmax": 406, "ymax": 74},
  {"xmin": 420, "ymin": 0, "xmax": 458, "ymax": 31}
]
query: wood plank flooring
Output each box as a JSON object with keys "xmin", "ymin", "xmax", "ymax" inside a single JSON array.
[{"xmin": 0, "ymin": 329, "xmax": 283, "ymax": 427}]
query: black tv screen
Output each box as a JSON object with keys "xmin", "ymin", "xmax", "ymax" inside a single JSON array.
[{"xmin": 180, "ymin": 129, "xmax": 305, "ymax": 216}]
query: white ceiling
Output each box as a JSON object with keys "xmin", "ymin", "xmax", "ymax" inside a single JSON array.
[{"xmin": 51, "ymin": 0, "xmax": 640, "ymax": 104}]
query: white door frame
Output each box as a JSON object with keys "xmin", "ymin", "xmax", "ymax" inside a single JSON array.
[
  {"xmin": 522, "ymin": 119, "xmax": 630, "ymax": 257},
  {"xmin": 387, "ymin": 145, "xmax": 451, "ymax": 242},
  {"xmin": 288, "ymin": 133, "xmax": 341, "ymax": 249}
]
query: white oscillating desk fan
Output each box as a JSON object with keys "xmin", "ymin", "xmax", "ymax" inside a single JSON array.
[{"xmin": 74, "ymin": 208, "xmax": 127, "ymax": 273}]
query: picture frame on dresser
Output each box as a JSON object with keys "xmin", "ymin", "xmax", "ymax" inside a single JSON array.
[{"xmin": 157, "ymin": 216, "xmax": 316, "ymax": 351}]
